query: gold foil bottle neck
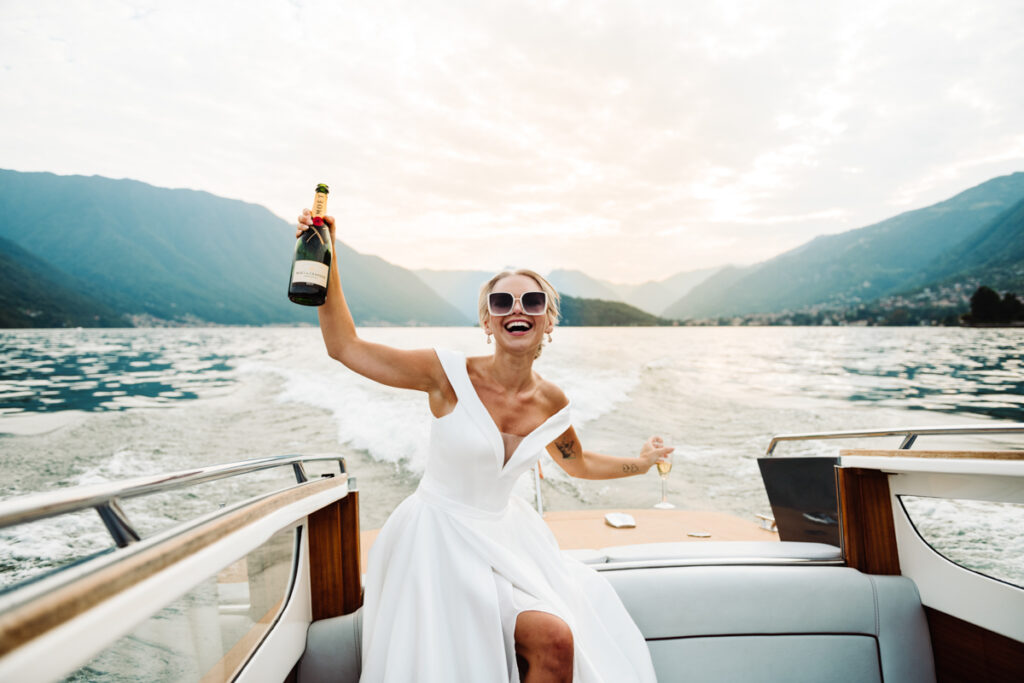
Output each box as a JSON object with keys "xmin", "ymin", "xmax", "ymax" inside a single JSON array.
[{"xmin": 312, "ymin": 185, "xmax": 329, "ymax": 218}]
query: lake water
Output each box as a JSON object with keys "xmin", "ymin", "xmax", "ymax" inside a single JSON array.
[{"xmin": 1, "ymin": 326, "xmax": 1022, "ymax": 587}]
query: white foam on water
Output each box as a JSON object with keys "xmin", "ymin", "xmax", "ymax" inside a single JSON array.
[
  {"xmin": 237, "ymin": 331, "xmax": 647, "ymax": 478},
  {"xmin": 71, "ymin": 448, "xmax": 160, "ymax": 485},
  {"xmin": 0, "ymin": 410, "xmax": 89, "ymax": 436},
  {"xmin": 538, "ymin": 351, "xmax": 643, "ymax": 427},
  {"xmin": 6, "ymin": 327, "xmax": 1020, "ymax": 588},
  {"xmin": 242, "ymin": 358, "xmax": 432, "ymax": 474},
  {"xmin": 0, "ymin": 512, "xmax": 111, "ymax": 584}
]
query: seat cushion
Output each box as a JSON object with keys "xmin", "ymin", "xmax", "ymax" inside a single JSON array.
[
  {"xmin": 297, "ymin": 609, "xmax": 362, "ymax": 683},
  {"xmin": 296, "ymin": 566, "xmax": 935, "ymax": 683},
  {"xmin": 648, "ymin": 634, "xmax": 881, "ymax": 683},
  {"xmin": 603, "ymin": 565, "xmax": 935, "ymax": 683}
]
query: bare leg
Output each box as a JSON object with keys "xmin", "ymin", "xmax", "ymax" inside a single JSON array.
[{"xmin": 514, "ymin": 610, "xmax": 574, "ymax": 682}]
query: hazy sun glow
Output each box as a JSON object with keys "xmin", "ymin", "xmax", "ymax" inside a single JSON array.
[{"xmin": 1, "ymin": 0, "xmax": 1022, "ymax": 282}]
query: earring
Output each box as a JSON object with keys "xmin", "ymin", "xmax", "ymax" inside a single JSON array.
[
  {"xmin": 547, "ymin": 333, "xmax": 553, "ymax": 343},
  {"xmin": 486, "ymin": 333, "xmax": 492, "ymax": 344}
]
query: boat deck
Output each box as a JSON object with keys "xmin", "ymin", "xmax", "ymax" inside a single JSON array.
[{"xmin": 359, "ymin": 509, "xmax": 776, "ymax": 570}]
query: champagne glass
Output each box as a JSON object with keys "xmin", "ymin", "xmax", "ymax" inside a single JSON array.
[{"xmin": 653, "ymin": 453, "xmax": 674, "ymax": 509}]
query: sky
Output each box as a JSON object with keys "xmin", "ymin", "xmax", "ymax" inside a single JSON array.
[{"xmin": 2, "ymin": 0, "xmax": 1023, "ymax": 283}]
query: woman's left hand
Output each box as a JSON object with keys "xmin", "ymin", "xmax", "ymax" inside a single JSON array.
[{"xmin": 637, "ymin": 436, "xmax": 674, "ymax": 474}]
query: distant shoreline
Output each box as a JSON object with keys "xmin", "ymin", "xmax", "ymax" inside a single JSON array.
[{"xmin": 7, "ymin": 322, "xmax": 1024, "ymax": 330}]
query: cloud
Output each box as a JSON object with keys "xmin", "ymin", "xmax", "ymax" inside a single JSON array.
[{"xmin": 1, "ymin": 0, "xmax": 1022, "ymax": 282}]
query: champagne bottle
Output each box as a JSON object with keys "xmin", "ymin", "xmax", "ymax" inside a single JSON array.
[{"xmin": 288, "ymin": 184, "xmax": 333, "ymax": 306}]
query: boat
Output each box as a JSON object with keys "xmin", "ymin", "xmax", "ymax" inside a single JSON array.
[{"xmin": 1, "ymin": 425, "xmax": 1022, "ymax": 682}]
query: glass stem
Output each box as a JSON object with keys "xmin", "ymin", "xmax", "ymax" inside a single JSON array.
[{"xmin": 660, "ymin": 476, "xmax": 667, "ymax": 504}]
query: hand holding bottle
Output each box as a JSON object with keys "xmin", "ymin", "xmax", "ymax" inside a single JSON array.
[
  {"xmin": 288, "ymin": 183, "xmax": 334, "ymax": 306},
  {"xmin": 296, "ymin": 210, "xmax": 336, "ymax": 242}
]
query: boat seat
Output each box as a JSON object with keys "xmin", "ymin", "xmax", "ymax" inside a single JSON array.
[
  {"xmin": 296, "ymin": 564, "xmax": 935, "ymax": 683},
  {"xmin": 297, "ymin": 609, "xmax": 362, "ymax": 683},
  {"xmin": 604, "ymin": 564, "xmax": 936, "ymax": 683}
]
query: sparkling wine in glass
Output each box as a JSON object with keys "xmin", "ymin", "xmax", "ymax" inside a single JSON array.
[{"xmin": 653, "ymin": 454, "xmax": 674, "ymax": 509}]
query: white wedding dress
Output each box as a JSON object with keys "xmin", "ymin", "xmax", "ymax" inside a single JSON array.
[{"xmin": 360, "ymin": 348, "xmax": 657, "ymax": 682}]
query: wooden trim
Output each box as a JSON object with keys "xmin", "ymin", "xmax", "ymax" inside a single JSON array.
[
  {"xmin": 308, "ymin": 489, "xmax": 362, "ymax": 620},
  {"xmin": 835, "ymin": 467, "xmax": 900, "ymax": 575},
  {"xmin": 840, "ymin": 449, "xmax": 1024, "ymax": 460},
  {"xmin": 0, "ymin": 477, "xmax": 344, "ymax": 656},
  {"xmin": 340, "ymin": 490, "xmax": 362, "ymax": 614},
  {"xmin": 925, "ymin": 606, "xmax": 1024, "ymax": 682}
]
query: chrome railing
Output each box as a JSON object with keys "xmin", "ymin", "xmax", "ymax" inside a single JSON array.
[
  {"xmin": 0, "ymin": 454, "xmax": 346, "ymax": 547},
  {"xmin": 765, "ymin": 423, "xmax": 1024, "ymax": 456}
]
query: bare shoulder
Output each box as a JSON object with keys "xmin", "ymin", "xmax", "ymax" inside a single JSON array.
[{"xmin": 535, "ymin": 376, "xmax": 570, "ymax": 415}]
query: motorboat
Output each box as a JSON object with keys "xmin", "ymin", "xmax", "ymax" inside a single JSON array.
[{"xmin": 0, "ymin": 424, "xmax": 1021, "ymax": 682}]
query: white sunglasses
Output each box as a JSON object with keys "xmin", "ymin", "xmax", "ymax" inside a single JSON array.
[{"xmin": 487, "ymin": 291, "xmax": 547, "ymax": 316}]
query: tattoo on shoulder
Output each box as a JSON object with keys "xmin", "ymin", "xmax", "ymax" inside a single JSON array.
[{"xmin": 556, "ymin": 437, "xmax": 576, "ymax": 460}]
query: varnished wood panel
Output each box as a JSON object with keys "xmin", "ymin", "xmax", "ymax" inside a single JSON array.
[
  {"xmin": 926, "ymin": 607, "xmax": 1024, "ymax": 683},
  {"xmin": 836, "ymin": 466, "xmax": 901, "ymax": 575},
  {"xmin": 308, "ymin": 489, "xmax": 362, "ymax": 620},
  {"xmin": 307, "ymin": 501, "xmax": 344, "ymax": 620},
  {"xmin": 339, "ymin": 490, "xmax": 362, "ymax": 613},
  {"xmin": 840, "ymin": 449, "xmax": 1024, "ymax": 460}
]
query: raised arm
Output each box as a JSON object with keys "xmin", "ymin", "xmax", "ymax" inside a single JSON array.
[
  {"xmin": 545, "ymin": 426, "xmax": 673, "ymax": 480},
  {"xmin": 296, "ymin": 211, "xmax": 449, "ymax": 405}
]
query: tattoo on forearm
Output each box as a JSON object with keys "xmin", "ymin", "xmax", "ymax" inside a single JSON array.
[
  {"xmin": 556, "ymin": 438, "xmax": 576, "ymax": 460},
  {"xmin": 622, "ymin": 463, "xmax": 640, "ymax": 473}
]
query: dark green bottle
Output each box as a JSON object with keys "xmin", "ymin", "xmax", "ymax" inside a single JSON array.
[{"xmin": 288, "ymin": 184, "xmax": 332, "ymax": 306}]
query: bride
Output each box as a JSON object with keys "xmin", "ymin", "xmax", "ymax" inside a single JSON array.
[{"xmin": 297, "ymin": 210, "xmax": 671, "ymax": 682}]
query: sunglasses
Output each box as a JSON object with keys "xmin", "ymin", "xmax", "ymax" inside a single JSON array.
[{"xmin": 487, "ymin": 291, "xmax": 548, "ymax": 316}]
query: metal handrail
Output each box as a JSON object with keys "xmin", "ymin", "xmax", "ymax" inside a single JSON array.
[
  {"xmin": 0, "ymin": 454, "xmax": 346, "ymax": 545},
  {"xmin": 765, "ymin": 423, "xmax": 1024, "ymax": 456}
]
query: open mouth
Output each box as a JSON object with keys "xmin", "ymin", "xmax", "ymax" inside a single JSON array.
[{"xmin": 503, "ymin": 319, "xmax": 533, "ymax": 335}]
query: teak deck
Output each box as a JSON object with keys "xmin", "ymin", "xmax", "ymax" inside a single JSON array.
[{"xmin": 360, "ymin": 509, "xmax": 775, "ymax": 571}]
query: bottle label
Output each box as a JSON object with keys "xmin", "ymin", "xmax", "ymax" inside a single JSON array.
[{"xmin": 291, "ymin": 260, "xmax": 329, "ymax": 287}]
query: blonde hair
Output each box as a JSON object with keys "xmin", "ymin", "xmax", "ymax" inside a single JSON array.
[{"xmin": 478, "ymin": 269, "xmax": 561, "ymax": 357}]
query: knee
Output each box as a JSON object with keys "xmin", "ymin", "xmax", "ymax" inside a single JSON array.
[
  {"xmin": 544, "ymin": 620, "xmax": 574, "ymax": 670},
  {"xmin": 517, "ymin": 612, "xmax": 574, "ymax": 674}
]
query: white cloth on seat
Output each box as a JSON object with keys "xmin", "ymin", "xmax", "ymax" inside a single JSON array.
[{"xmin": 360, "ymin": 348, "xmax": 656, "ymax": 682}]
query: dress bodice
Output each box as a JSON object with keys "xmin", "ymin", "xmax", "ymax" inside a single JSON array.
[{"xmin": 417, "ymin": 347, "xmax": 572, "ymax": 514}]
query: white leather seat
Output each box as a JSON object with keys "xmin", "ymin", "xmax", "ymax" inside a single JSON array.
[
  {"xmin": 296, "ymin": 560, "xmax": 935, "ymax": 682},
  {"xmin": 604, "ymin": 565, "xmax": 936, "ymax": 683}
]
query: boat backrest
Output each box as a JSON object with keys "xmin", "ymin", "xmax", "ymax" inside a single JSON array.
[
  {"xmin": 297, "ymin": 609, "xmax": 362, "ymax": 683},
  {"xmin": 297, "ymin": 563, "xmax": 935, "ymax": 683},
  {"xmin": 604, "ymin": 564, "xmax": 936, "ymax": 683}
]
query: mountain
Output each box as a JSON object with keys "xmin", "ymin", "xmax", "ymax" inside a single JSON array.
[
  {"xmin": 914, "ymin": 196, "xmax": 1024, "ymax": 292},
  {"xmin": 0, "ymin": 236, "xmax": 127, "ymax": 327},
  {"xmin": 337, "ymin": 245, "xmax": 471, "ymax": 325},
  {"xmin": 413, "ymin": 268, "xmax": 495, "ymax": 322},
  {"xmin": 559, "ymin": 295, "xmax": 669, "ymax": 326},
  {"xmin": 546, "ymin": 269, "xmax": 622, "ymax": 302},
  {"xmin": 664, "ymin": 173, "xmax": 1024, "ymax": 319},
  {"xmin": 664, "ymin": 266, "xmax": 749, "ymax": 320},
  {"xmin": 548, "ymin": 267, "xmax": 721, "ymax": 315},
  {"xmin": 613, "ymin": 267, "xmax": 723, "ymax": 315},
  {"xmin": 414, "ymin": 267, "xmax": 677, "ymax": 326},
  {"xmin": 0, "ymin": 170, "xmax": 466, "ymax": 326},
  {"xmin": 659, "ymin": 267, "xmax": 726, "ymax": 300}
]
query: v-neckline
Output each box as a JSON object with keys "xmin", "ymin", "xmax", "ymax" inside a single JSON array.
[{"xmin": 463, "ymin": 359, "xmax": 570, "ymax": 472}]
